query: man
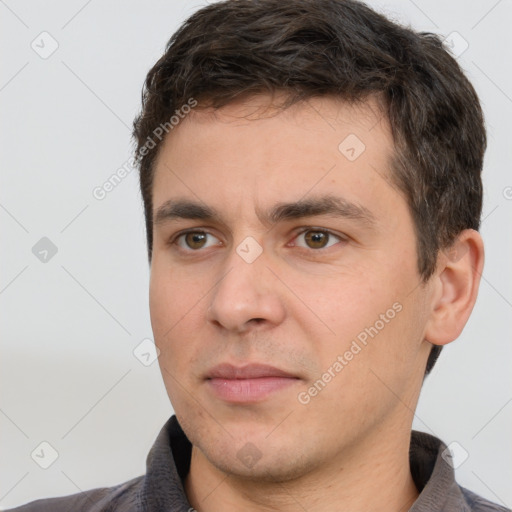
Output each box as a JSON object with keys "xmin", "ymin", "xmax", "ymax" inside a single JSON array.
[{"xmin": 6, "ymin": 0, "xmax": 508, "ymax": 510}]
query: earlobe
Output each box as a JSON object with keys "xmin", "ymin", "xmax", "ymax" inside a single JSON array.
[{"xmin": 424, "ymin": 229, "xmax": 485, "ymax": 346}]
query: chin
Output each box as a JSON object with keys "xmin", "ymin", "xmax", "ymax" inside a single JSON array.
[{"xmin": 199, "ymin": 432, "xmax": 321, "ymax": 483}]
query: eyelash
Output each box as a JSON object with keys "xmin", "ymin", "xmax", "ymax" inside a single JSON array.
[{"xmin": 170, "ymin": 227, "xmax": 346, "ymax": 253}]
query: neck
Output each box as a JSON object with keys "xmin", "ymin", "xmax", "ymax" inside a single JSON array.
[{"xmin": 184, "ymin": 417, "xmax": 419, "ymax": 512}]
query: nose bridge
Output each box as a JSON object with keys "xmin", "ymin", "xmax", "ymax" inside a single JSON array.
[{"xmin": 207, "ymin": 241, "xmax": 285, "ymax": 331}]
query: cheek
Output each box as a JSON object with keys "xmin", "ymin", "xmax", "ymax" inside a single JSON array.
[
  {"xmin": 291, "ymin": 266, "xmax": 420, "ymax": 377},
  {"xmin": 299, "ymin": 299, "xmax": 422, "ymax": 425},
  {"xmin": 149, "ymin": 264, "xmax": 204, "ymax": 351},
  {"xmin": 149, "ymin": 272, "xmax": 174, "ymax": 340},
  {"xmin": 288, "ymin": 270, "xmax": 390, "ymax": 342},
  {"xmin": 150, "ymin": 273, "xmax": 206, "ymax": 403}
]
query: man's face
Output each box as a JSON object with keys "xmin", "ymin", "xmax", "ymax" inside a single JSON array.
[{"xmin": 149, "ymin": 95, "xmax": 434, "ymax": 480}]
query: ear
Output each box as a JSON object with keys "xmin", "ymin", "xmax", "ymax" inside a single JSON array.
[{"xmin": 424, "ymin": 229, "xmax": 485, "ymax": 346}]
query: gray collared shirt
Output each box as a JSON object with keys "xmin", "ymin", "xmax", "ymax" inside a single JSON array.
[{"xmin": 5, "ymin": 415, "xmax": 510, "ymax": 511}]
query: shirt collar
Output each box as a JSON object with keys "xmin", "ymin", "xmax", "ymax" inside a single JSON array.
[{"xmin": 409, "ymin": 430, "xmax": 471, "ymax": 512}]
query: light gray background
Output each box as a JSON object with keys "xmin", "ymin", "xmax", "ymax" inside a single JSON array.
[{"xmin": 1, "ymin": 0, "xmax": 511, "ymax": 509}]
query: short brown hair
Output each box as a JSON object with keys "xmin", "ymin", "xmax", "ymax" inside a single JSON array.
[{"xmin": 132, "ymin": 0, "xmax": 486, "ymax": 374}]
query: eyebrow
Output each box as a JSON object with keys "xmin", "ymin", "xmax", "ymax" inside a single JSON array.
[{"xmin": 153, "ymin": 195, "xmax": 377, "ymax": 228}]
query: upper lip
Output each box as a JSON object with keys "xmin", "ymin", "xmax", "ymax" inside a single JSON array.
[{"xmin": 206, "ymin": 363, "xmax": 298, "ymax": 380}]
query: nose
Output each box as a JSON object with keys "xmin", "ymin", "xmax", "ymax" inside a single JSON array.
[{"xmin": 206, "ymin": 247, "xmax": 286, "ymax": 334}]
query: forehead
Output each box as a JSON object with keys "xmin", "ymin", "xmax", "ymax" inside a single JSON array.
[{"xmin": 151, "ymin": 94, "xmax": 400, "ymax": 224}]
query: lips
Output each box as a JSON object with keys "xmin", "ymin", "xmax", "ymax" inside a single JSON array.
[
  {"xmin": 206, "ymin": 363, "xmax": 297, "ymax": 380},
  {"xmin": 205, "ymin": 363, "xmax": 300, "ymax": 403}
]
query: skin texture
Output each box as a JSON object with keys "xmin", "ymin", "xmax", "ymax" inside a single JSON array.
[{"xmin": 148, "ymin": 94, "xmax": 484, "ymax": 512}]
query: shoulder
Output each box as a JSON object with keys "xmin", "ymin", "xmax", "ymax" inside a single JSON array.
[
  {"xmin": 460, "ymin": 486, "xmax": 511, "ymax": 512},
  {"xmin": 3, "ymin": 475, "xmax": 143, "ymax": 512}
]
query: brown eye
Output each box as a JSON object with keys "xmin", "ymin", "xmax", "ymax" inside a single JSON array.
[
  {"xmin": 175, "ymin": 231, "xmax": 220, "ymax": 251},
  {"xmin": 185, "ymin": 232, "xmax": 207, "ymax": 249},
  {"xmin": 304, "ymin": 231, "xmax": 329, "ymax": 249},
  {"xmin": 293, "ymin": 229, "xmax": 343, "ymax": 250}
]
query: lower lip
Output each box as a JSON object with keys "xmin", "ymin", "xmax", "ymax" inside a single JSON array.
[{"xmin": 206, "ymin": 377, "xmax": 299, "ymax": 403}]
